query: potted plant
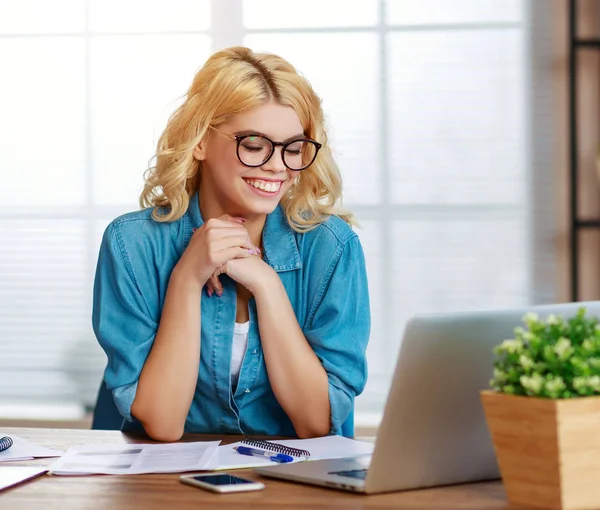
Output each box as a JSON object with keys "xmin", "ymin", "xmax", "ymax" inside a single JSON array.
[{"xmin": 481, "ymin": 307, "xmax": 600, "ymax": 510}]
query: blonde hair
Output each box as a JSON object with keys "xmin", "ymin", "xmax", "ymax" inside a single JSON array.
[{"xmin": 140, "ymin": 46, "xmax": 354, "ymax": 231}]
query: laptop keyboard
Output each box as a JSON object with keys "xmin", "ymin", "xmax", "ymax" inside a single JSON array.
[{"xmin": 328, "ymin": 469, "xmax": 368, "ymax": 480}]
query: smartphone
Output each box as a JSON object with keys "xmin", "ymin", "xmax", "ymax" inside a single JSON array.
[{"xmin": 180, "ymin": 473, "xmax": 265, "ymax": 493}]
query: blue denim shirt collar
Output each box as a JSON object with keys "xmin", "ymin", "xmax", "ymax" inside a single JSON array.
[{"xmin": 185, "ymin": 191, "xmax": 302, "ymax": 273}]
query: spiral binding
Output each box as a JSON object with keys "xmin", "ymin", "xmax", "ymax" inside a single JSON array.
[
  {"xmin": 241, "ymin": 438, "xmax": 310, "ymax": 458},
  {"xmin": 0, "ymin": 436, "xmax": 13, "ymax": 453}
]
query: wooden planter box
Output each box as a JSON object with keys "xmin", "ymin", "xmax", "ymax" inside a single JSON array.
[{"xmin": 481, "ymin": 390, "xmax": 600, "ymax": 510}]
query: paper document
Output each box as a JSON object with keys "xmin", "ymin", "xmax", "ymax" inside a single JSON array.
[
  {"xmin": 215, "ymin": 435, "xmax": 374, "ymax": 470},
  {"xmin": 0, "ymin": 466, "xmax": 47, "ymax": 492},
  {"xmin": 0, "ymin": 435, "xmax": 63, "ymax": 463},
  {"xmin": 49, "ymin": 441, "xmax": 220, "ymax": 475}
]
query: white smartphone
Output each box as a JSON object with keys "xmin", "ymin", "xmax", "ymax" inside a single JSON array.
[{"xmin": 180, "ymin": 473, "xmax": 265, "ymax": 493}]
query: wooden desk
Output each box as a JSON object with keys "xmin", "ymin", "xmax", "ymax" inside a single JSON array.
[{"xmin": 0, "ymin": 427, "xmax": 510, "ymax": 510}]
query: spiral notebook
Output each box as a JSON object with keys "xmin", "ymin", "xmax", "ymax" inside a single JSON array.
[
  {"xmin": 0, "ymin": 437, "xmax": 13, "ymax": 453},
  {"xmin": 237, "ymin": 438, "xmax": 311, "ymax": 458},
  {"xmin": 214, "ymin": 436, "xmax": 374, "ymax": 470},
  {"xmin": 0, "ymin": 435, "xmax": 62, "ymax": 463}
]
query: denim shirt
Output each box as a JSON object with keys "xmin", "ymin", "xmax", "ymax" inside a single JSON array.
[{"xmin": 92, "ymin": 193, "xmax": 370, "ymax": 436}]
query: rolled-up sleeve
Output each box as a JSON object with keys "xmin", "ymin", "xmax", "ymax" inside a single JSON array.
[
  {"xmin": 304, "ymin": 235, "xmax": 370, "ymax": 435},
  {"xmin": 92, "ymin": 222, "xmax": 158, "ymax": 422}
]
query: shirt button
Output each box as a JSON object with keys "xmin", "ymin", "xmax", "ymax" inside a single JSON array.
[
  {"xmin": 244, "ymin": 388, "xmax": 251, "ymax": 394},
  {"xmin": 252, "ymin": 349, "xmax": 258, "ymax": 355}
]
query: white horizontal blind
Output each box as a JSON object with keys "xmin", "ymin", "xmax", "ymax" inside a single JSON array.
[
  {"xmin": 241, "ymin": 0, "xmax": 554, "ymax": 418},
  {"xmin": 0, "ymin": 0, "xmax": 556, "ymax": 422},
  {"xmin": 0, "ymin": 0, "xmax": 212, "ymax": 414}
]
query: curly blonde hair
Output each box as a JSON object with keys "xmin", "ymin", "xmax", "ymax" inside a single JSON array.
[{"xmin": 140, "ymin": 46, "xmax": 354, "ymax": 231}]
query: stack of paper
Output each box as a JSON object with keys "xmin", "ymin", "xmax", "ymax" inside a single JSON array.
[
  {"xmin": 0, "ymin": 435, "xmax": 63, "ymax": 462},
  {"xmin": 215, "ymin": 436, "xmax": 375, "ymax": 470},
  {"xmin": 49, "ymin": 441, "xmax": 220, "ymax": 475}
]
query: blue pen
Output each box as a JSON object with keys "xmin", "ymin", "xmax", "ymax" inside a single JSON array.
[{"xmin": 234, "ymin": 446, "xmax": 294, "ymax": 463}]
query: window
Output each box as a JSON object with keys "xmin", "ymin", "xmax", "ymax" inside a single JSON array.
[{"xmin": 0, "ymin": 0, "xmax": 556, "ymax": 425}]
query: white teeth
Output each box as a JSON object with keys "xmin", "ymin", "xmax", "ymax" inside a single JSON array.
[{"xmin": 247, "ymin": 180, "xmax": 281, "ymax": 193}]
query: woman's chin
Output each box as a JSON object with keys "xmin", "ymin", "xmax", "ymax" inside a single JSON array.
[
  {"xmin": 246, "ymin": 203, "xmax": 280, "ymax": 216},
  {"xmin": 241, "ymin": 195, "xmax": 282, "ymax": 215}
]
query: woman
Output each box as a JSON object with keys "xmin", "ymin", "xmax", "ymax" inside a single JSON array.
[{"xmin": 93, "ymin": 46, "xmax": 370, "ymax": 441}]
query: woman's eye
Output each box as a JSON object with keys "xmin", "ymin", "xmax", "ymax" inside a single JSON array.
[
  {"xmin": 241, "ymin": 145, "xmax": 265, "ymax": 152},
  {"xmin": 285, "ymin": 142, "xmax": 303, "ymax": 156}
]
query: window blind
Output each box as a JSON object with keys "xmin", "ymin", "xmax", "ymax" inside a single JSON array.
[{"xmin": 0, "ymin": 0, "xmax": 556, "ymax": 423}]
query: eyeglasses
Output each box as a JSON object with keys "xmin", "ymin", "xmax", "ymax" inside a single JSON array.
[{"xmin": 210, "ymin": 127, "xmax": 322, "ymax": 171}]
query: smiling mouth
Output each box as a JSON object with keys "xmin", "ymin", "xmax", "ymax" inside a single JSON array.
[{"xmin": 244, "ymin": 178, "xmax": 283, "ymax": 193}]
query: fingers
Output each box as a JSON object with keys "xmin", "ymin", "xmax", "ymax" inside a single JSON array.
[
  {"xmin": 201, "ymin": 220, "xmax": 256, "ymax": 251},
  {"xmin": 212, "ymin": 235, "xmax": 255, "ymax": 252},
  {"xmin": 205, "ymin": 265, "xmax": 227, "ymax": 298},
  {"xmin": 205, "ymin": 279, "xmax": 214, "ymax": 298},
  {"xmin": 205, "ymin": 261, "xmax": 231, "ymax": 298},
  {"xmin": 204, "ymin": 219, "xmax": 243, "ymax": 229},
  {"xmin": 196, "ymin": 221, "xmax": 258, "ymax": 265},
  {"xmin": 203, "ymin": 216, "xmax": 245, "ymax": 230},
  {"xmin": 204, "ymin": 247, "xmax": 258, "ymax": 298},
  {"xmin": 211, "ymin": 246, "xmax": 254, "ymax": 267},
  {"xmin": 192, "ymin": 218, "xmax": 246, "ymax": 239},
  {"xmin": 219, "ymin": 214, "xmax": 246, "ymax": 224},
  {"xmin": 192, "ymin": 216, "xmax": 259, "ymax": 289},
  {"xmin": 209, "ymin": 273, "xmax": 222, "ymax": 297}
]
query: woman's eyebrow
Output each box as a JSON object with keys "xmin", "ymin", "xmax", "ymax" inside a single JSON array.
[{"xmin": 234, "ymin": 130, "xmax": 306, "ymax": 142}]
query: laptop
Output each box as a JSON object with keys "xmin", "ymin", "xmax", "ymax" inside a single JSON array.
[{"xmin": 255, "ymin": 301, "xmax": 600, "ymax": 494}]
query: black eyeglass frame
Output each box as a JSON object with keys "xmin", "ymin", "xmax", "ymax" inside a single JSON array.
[{"xmin": 211, "ymin": 127, "xmax": 322, "ymax": 171}]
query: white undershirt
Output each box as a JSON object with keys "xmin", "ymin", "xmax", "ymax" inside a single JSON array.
[{"xmin": 230, "ymin": 321, "xmax": 250, "ymax": 389}]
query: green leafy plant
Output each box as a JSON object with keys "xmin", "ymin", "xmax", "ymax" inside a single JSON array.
[{"xmin": 490, "ymin": 308, "xmax": 600, "ymax": 398}]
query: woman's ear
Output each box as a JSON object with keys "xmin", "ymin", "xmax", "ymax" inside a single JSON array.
[{"xmin": 193, "ymin": 140, "xmax": 207, "ymax": 161}]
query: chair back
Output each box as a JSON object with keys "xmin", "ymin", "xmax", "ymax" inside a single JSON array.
[
  {"xmin": 91, "ymin": 380, "xmax": 123, "ymax": 430},
  {"xmin": 340, "ymin": 408, "xmax": 355, "ymax": 438}
]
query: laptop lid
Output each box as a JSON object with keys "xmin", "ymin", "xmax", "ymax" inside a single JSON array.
[{"xmin": 364, "ymin": 301, "xmax": 600, "ymax": 494}]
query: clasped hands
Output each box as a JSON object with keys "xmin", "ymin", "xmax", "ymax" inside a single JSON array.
[{"xmin": 178, "ymin": 214, "xmax": 273, "ymax": 297}]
